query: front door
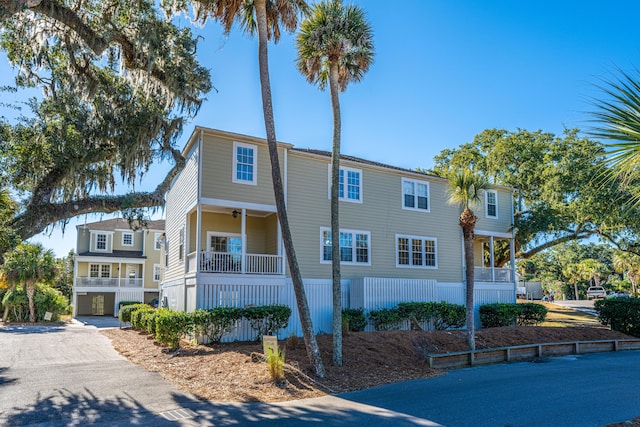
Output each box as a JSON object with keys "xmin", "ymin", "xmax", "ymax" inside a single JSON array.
[
  {"xmin": 126, "ymin": 265, "xmax": 138, "ymax": 286},
  {"xmin": 92, "ymin": 294, "xmax": 104, "ymax": 315}
]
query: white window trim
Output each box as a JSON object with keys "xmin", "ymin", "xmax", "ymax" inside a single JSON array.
[
  {"xmin": 154, "ymin": 232, "xmax": 163, "ymax": 251},
  {"xmin": 153, "ymin": 264, "xmax": 161, "ymax": 282},
  {"xmin": 178, "ymin": 227, "xmax": 185, "ymax": 263},
  {"xmin": 327, "ymin": 165, "xmax": 363, "ymax": 204},
  {"xmin": 232, "ymin": 141, "xmax": 258, "ymax": 186},
  {"xmin": 485, "ymin": 189, "xmax": 498, "ymax": 219},
  {"xmin": 395, "ymin": 234, "xmax": 438, "ymax": 269},
  {"xmin": 91, "ymin": 231, "xmax": 113, "ymax": 252},
  {"xmin": 319, "ymin": 227, "xmax": 371, "ymax": 266},
  {"xmin": 401, "ymin": 178, "xmax": 431, "ymax": 212},
  {"xmin": 121, "ymin": 232, "xmax": 134, "ymax": 247},
  {"xmin": 89, "ymin": 263, "xmax": 112, "ymax": 278},
  {"xmin": 206, "ymin": 231, "xmax": 243, "ymax": 252}
]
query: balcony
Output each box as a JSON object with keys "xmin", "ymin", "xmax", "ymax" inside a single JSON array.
[
  {"xmin": 187, "ymin": 251, "xmax": 284, "ymax": 275},
  {"xmin": 473, "ymin": 267, "xmax": 512, "ymax": 283},
  {"xmin": 75, "ymin": 277, "xmax": 144, "ymax": 288}
]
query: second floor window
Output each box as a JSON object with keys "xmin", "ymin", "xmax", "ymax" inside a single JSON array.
[
  {"xmin": 153, "ymin": 264, "xmax": 161, "ymax": 282},
  {"xmin": 122, "ymin": 232, "xmax": 133, "ymax": 246},
  {"xmin": 329, "ymin": 166, "xmax": 362, "ymax": 202},
  {"xmin": 233, "ymin": 141, "xmax": 257, "ymax": 185},
  {"xmin": 89, "ymin": 263, "xmax": 111, "ymax": 278},
  {"xmin": 402, "ymin": 178, "xmax": 429, "ymax": 211},
  {"xmin": 95, "ymin": 233, "xmax": 107, "ymax": 251},
  {"xmin": 485, "ymin": 190, "xmax": 498, "ymax": 218}
]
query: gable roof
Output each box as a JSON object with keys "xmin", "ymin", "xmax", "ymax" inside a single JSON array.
[{"xmin": 77, "ymin": 218, "xmax": 165, "ymax": 232}]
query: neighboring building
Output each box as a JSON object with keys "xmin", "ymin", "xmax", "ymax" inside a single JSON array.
[
  {"xmin": 73, "ymin": 219, "xmax": 165, "ymax": 316},
  {"xmin": 160, "ymin": 127, "xmax": 516, "ymax": 338}
]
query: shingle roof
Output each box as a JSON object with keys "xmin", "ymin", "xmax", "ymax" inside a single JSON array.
[
  {"xmin": 290, "ymin": 148, "xmax": 441, "ymax": 179},
  {"xmin": 77, "ymin": 250, "xmax": 146, "ymax": 259},
  {"xmin": 77, "ymin": 218, "xmax": 165, "ymax": 232}
]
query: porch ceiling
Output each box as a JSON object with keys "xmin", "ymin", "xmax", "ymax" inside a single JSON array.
[{"xmin": 200, "ymin": 206, "xmax": 275, "ymax": 218}]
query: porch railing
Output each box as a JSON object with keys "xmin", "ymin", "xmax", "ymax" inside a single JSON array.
[
  {"xmin": 474, "ymin": 267, "xmax": 512, "ymax": 283},
  {"xmin": 75, "ymin": 277, "xmax": 143, "ymax": 288},
  {"xmin": 194, "ymin": 251, "xmax": 284, "ymax": 275}
]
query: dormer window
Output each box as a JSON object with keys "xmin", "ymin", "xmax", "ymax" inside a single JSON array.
[
  {"xmin": 122, "ymin": 232, "xmax": 134, "ymax": 247},
  {"xmin": 91, "ymin": 231, "xmax": 113, "ymax": 252}
]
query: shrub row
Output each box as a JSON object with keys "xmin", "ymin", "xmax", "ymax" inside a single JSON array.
[
  {"xmin": 479, "ymin": 303, "xmax": 547, "ymax": 328},
  {"xmin": 594, "ymin": 298, "xmax": 640, "ymax": 337},
  {"xmin": 122, "ymin": 304, "xmax": 292, "ymax": 349},
  {"xmin": 354, "ymin": 302, "xmax": 466, "ymax": 331}
]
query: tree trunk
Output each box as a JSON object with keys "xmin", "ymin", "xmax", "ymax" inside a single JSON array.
[
  {"xmin": 574, "ymin": 283, "xmax": 580, "ymax": 301},
  {"xmin": 329, "ymin": 60, "xmax": 342, "ymax": 367},
  {"xmin": 460, "ymin": 208, "xmax": 477, "ymax": 351},
  {"xmin": 253, "ymin": 0, "xmax": 325, "ymax": 378},
  {"xmin": 26, "ymin": 282, "xmax": 36, "ymax": 323}
]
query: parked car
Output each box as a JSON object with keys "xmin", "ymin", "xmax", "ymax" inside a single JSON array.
[
  {"xmin": 586, "ymin": 286, "xmax": 607, "ymax": 299},
  {"xmin": 606, "ymin": 291, "xmax": 630, "ymax": 299}
]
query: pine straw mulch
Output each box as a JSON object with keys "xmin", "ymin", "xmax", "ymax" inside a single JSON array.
[{"xmin": 101, "ymin": 324, "xmax": 633, "ymax": 403}]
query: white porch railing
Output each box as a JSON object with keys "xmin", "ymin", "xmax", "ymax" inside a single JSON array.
[
  {"xmin": 474, "ymin": 267, "xmax": 512, "ymax": 283},
  {"xmin": 75, "ymin": 277, "xmax": 143, "ymax": 288},
  {"xmin": 194, "ymin": 251, "xmax": 284, "ymax": 275}
]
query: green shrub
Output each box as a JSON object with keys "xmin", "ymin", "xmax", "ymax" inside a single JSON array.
[
  {"xmin": 130, "ymin": 306, "xmax": 154, "ymax": 330},
  {"xmin": 155, "ymin": 310, "xmax": 191, "ymax": 349},
  {"xmin": 397, "ymin": 302, "xmax": 438, "ymax": 329},
  {"xmin": 1, "ymin": 285, "xmax": 68, "ymax": 322},
  {"xmin": 119, "ymin": 303, "xmax": 149, "ymax": 323},
  {"xmin": 266, "ymin": 347, "xmax": 286, "ymax": 382},
  {"xmin": 433, "ymin": 302, "xmax": 466, "ymax": 330},
  {"xmin": 479, "ymin": 303, "xmax": 519, "ymax": 328},
  {"xmin": 144, "ymin": 309, "xmax": 167, "ymax": 335},
  {"xmin": 595, "ymin": 298, "xmax": 640, "ymax": 337},
  {"xmin": 517, "ymin": 303, "xmax": 548, "ymax": 326},
  {"xmin": 368, "ymin": 307, "xmax": 403, "ymax": 330},
  {"xmin": 243, "ymin": 304, "xmax": 292, "ymax": 340},
  {"xmin": 342, "ymin": 308, "xmax": 367, "ymax": 332},
  {"xmin": 191, "ymin": 307, "xmax": 243, "ymax": 343},
  {"xmin": 118, "ymin": 300, "xmax": 143, "ymax": 310}
]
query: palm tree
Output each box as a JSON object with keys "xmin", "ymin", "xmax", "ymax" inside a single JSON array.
[
  {"xmin": 197, "ymin": 0, "xmax": 325, "ymax": 377},
  {"xmin": 2, "ymin": 242, "xmax": 57, "ymax": 322},
  {"xmin": 613, "ymin": 251, "xmax": 640, "ymax": 296},
  {"xmin": 295, "ymin": 0, "xmax": 374, "ymax": 367},
  {"xmin": 562, "ymin": 263, "xmax": 582, "ymax": 301},
  {"xmin": 589, "ymin": 68, "xmax": 640, "ymax": 200},
  {"xmin": 447, "ymin": 170, "xmax": 489, "ymax": 351},
  {"xmin": 579, "ymin": 258, "xmax": 608, "ymax": 288}
]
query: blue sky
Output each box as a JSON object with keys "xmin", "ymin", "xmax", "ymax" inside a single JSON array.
[{"xmin": 3, "ymin": 1, "xmax": 639, "ymax": 256}]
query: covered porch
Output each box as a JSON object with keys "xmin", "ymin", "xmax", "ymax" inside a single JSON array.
[
  {"xmin": 185, "ymin": 203, "xmax": 284, "ymax": 275},
  {"xmin": 472, "ymin": 230, "xmax": 516, "ymax": 284}
]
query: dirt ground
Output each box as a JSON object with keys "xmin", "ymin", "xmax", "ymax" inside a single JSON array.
[{"xmin": 101, "ymin": 322, "xmax": 632, "ymax": 403}]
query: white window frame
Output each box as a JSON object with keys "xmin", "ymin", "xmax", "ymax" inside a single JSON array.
[
  {"xmin": 232, "ymin": 141, "xmax": 258, "ymax": 185},
  {"xmin": 401, "ymin": 178, "xmax": 430, "ymax": 212},
  {"xmin": 319, "ymin": 227, "xmax": 371, "ymax": 266},
  {"xmin": 91, "ymin": 231, "xmax": 112, "ymax": 252},
  {"xmin": 154, "ymin": 233, "xmax": 163, "ymax": 250},
  {"xmin": 121, "ymin": 232, "xmax": 134, "ymax": 247},
  {"xmin": 327, "ymin": 165, "xmax": 363, "ymax": 203},
  {"xmin": 153, "ymin": 264, "xmax": 161, "ymax": 282},
  {"xmin": 178, "ymin": 227, "xmax": 185, "ymax": 262},
  {"xmin": 206, "ymin": 231, "xmax": 242, "ymax": 253},
  {"xmin": 89, "ymin": 263, "xmax": 112, "ymax": 278},
  {"xmin": 485, "ymin": 189, "xmax": 498, "ymax": 219},
  {"xmin": 395, "ymin": 234, "xmax": 438, "ymax": 269}
]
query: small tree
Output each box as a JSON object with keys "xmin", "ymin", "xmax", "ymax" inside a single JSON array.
[{"xmin": 2, "ymin": 243, "xmax": 57, "ymax": 322}]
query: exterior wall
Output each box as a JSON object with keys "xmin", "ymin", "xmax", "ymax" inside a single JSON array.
[
  {"xmin": 163, "ymin": 141, "xmax": 200, "ymax": 283},
  {"xmin": 142, "ymin": 229, "xmax": 163, "ymax": 290},
  {"xmin": 76, "ymin": 228, "xmax": 90, "ymax": 253},
  {"xmin": 199, "ymin": 132, "xmax": 284, "ymax": 206},
  {"xmin": 197, "ymin": 211, "xmax": 277, "ymax": 255},
  {"xmin": 475, "ymin": 188, "xmax": 513, "ymax": 233},
  {"xmin": 112, "ymin": 230, "xmax": 143, "ymax": 252},
  {"xmin": 286, "ymin": 152, "xmax": 465, "ymax": 282}
]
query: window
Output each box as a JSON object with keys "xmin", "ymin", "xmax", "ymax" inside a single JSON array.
[
  {"xmin": 154, "ymin": 233, "xmax": 163, "ymax": 250},
  {"xmin": 402, "ymin": 178, "xmax": 430, "ymax": 212},
  {"xmin": 328, "ymin": 166, "xmax": 362, "ymax": 202},
  {"xmin": 233, "ymin": 141, "xmax": 257, "ymax": 185},
  {"xmin": 122, "ymin": 232, "xmax": 133, "ymax": 247},
  {"xmin": 95, "ymin": 233, "xmax": 107, "ymax": 251},
  {"xmin": 89, "ymin": 263, "xmax": 111, "ymax": 278},
  {"xmin": 485, "ymin": 190, "xmax": 498, "ymax": 218},
  {"xmin": 320, "ymin": 228, "xmax": 370, "ymax": 265},
  {"xmin": 208, "ymin": 234, "xmax": 242, "ymax": 254},
  {"xmin": 178, "ymin": 227, "xmax": 185, "ymax": 262},
  {"xmin": 396, "ymin": 235, "xmax": 437, "ymax": 269},
  {"xmin": 153, "ymin": 264, "xmax": 161, "ymax": 282}
]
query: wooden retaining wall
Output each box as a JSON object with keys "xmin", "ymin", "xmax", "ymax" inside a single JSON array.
[{"xmin": 426, "ymin": 339, "xmax": 640, "ymax": 369}]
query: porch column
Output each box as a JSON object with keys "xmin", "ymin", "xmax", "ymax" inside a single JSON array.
[
  {"xmin": 241, "ymin": 208, "xmax": 247, "ymax": 274},
  {"xmin": 489, "ymin": 236, "xmax": 495, "ymax": 282},
  {"xmin": 277, "ymin": 219, "xmax": 283, "ymax": 275},
  {"xmin": 118, "ymin": 262, "xmax": 122, "ymax": 288},
  {"xmin": 196, "ymin": 205, "xmax": 202, "ymax": 272},
  {"xmin": 510, "ymin": 238, "xmax": 516, "ymax": 284}
]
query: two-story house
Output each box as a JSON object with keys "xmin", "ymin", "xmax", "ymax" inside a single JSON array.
[
  {"xmin": 160, "ymin": 128, "xmax": 516, "ymax": 338},
  {"xmin": 72, "ymin": 219, "xmax": 165, "ymax": 316}
]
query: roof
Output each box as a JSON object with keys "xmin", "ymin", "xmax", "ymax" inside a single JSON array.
[
  {"xmin": 77, "ymin": 218, "xmax": 165, "ymax": 232},
  {"xmin": 77, "ymin": 250, "xmax": 146, "ymax": 259}
]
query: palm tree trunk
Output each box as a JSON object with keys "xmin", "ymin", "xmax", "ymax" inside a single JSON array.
[
  {"xmin": 254, "ymin": 0, "xmax": 325, "ymax": 378},
  {"xmin": 329, "ymin": 60, "xmax": 342, "ymax": 367},
  {"xmin": 2, "ymin": 284, "xmax": 15, "ymax": 322},
  {"xmin": 460, "ymin": 208, "xmax": 477, "ymax": 351},
  {"xmin": 574, "ymin": 283, "xmax": 579, "ymax": 301},
  {"xmin": 26, "ymin": 282, "xmax": 36, "ymax": 323}
]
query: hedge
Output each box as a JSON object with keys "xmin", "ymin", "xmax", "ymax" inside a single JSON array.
[
  {"xmin": 130, "ymin": 305, "xmax": 154, "ymax": 330},
  {"xmin": 342, "ymin": 308, "xmax": 367, "ymax": 332},
  {"xmin": 119, "ymin": 303, "xmax": 149, "ymax": 324},
  {"xmin": 243, "ymin": 304, "xmax": 292, "ymax": 340},
  {"xmin": 368, "ymin": 307, "xmax": 403, "ymax": 330},
  {"xmin": 479, "ymin": 303, "xmax": 547, "ymax": 328},
  {"xmin": 155, "ymin": 310, "xmax": 191, "ymax": 349},
  {"xmin": 191, "ymin": 307, "xmax": 243, "ymax": 343},
  {"xmin": 517, "ymin": 303, "xmax": 548, "ymax": 326},
  {"xmin": 433, "ymin": 302, "xmax": 466, "ymax": 330},
  {"xmin": 595, "ymin": 298, "xmax": 640, "ymax": 337}
]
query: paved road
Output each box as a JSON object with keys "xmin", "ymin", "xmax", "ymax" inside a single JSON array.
[{"xmin": 2, "ymin": 320, "xmax": 640, "ymax": 426}]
